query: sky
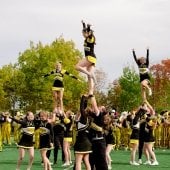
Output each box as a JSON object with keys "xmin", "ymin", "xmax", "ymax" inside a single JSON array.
[{"xmin": 0, "ymin": 0, "xmax": 170, "ymax": 85}]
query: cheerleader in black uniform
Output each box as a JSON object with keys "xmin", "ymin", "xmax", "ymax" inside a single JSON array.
[
  {"xmin": 76, "ymin": 20, "xmax": 96, "ymax": 95},
  {"xmin": 138, "ymin": 114, "xmax": 147, "ymax": 164},
  {"xmin": 44, "ymin": 61, "xmax": 80, "ymax": 113},
  {"xmin": 88, "ymin": 95, "xmax": 108, "ymax": 170},
  {"xmin": 103, "ymin": 114, "xmax": 115, "ymax": 170},
  {"xmin": 132, "ymin": 48, "xmax": 152, "ymax": 101},
  {"xmin": 53, "ymin": 113, "xmax": 65, "ymax": 164},
  {"xmin": 62, "ymin": 110, "xmax": 74, "ymax": 167},
  {"xmin": 10, "ymin": 111, "xmax": 35, "ymax": 170},
  {"xmin": 38, "ymin": 111, "xmax": 54, "ymax": 170},
  {"xmin": 129, "ymin": 106, "xmax": 147, "ymax": 166},
  {"xmin": 74, "ymin": 95, "xmax": 92, "ymax": 170},
  {"xmin": 143, "ymin": 115, "xmax": 159, "ymax": 166}
]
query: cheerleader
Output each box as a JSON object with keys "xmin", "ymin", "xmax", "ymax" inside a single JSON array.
[
  {"xmin": 74, "ymin": 95, "xmax": 92, "ymax": 170},
  {"xmin": 143, "ymin": 115, "xmax": 159, "ymax": 166},
  {"xmin": 38, "ymin": 111, "xmax": 54, "ymax": 170},
  {"xmin": 76, "ymin": 20, "xmax": 96, "ymax": 95},
  {"xmin": 103, "ymin": 114, "xmax": 115, "ymax": 170},
  {"xmin": 62, "ymin": 110, "xmax": 74, "ymax": 167},
  {"xmin": 0, "ymin": 113, "xmax": 6, "ymax": 151},
  {"xmin": 132, "ymin": 48, "xmax": 152, "ymax": 101},
  {"xmin": 138, "ymin": 114, "xmax": 147, "ymax": 164},
  {"xmin": 88, "ymin": 95, "xmax": 108, "ymax": 170},
  {"xmin": 129, "ymin": 105, "xmax": 148, "ymax": 166},
  {"xmin": 112, "ymin": 118, "xmax": 122, "ymax": 150},
  {"xmin": 1, "ymin": 112, "xmax": 12, "ymax": 145},
  {"xmin": 10, "ymin": 111, "xmax": 35, "ymax": 170},
  {"xmin": 12, "ymin": 111, "xmax": 22, "ymax": 143},
  {"xmin": 53, "ymin": 113, "xmax": 65, "ymax": 164},
  {"xmin": 44, "ymin": 61, "xmax": 80, "ymax": 113}
]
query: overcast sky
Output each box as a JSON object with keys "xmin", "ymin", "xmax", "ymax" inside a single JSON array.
[{"xmin": 0, "ymin": 0, "xmax": 170, "ymax": 84}]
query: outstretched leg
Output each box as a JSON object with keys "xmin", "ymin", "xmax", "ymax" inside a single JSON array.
[{"xmin": 75, "ymin": 58, "xmax": 92, "ymax": 77}]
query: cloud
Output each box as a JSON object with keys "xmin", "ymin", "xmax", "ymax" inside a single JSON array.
[{"xmin": 0, "ymin": 0, "xmax": 170, "ymax": 84}]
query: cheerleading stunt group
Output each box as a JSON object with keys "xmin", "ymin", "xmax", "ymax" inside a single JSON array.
[{"xmin": 0, "ymin": 20, "xmax": 170, "ymax": 170}]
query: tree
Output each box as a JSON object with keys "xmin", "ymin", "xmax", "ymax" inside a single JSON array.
[
  {"xmin": 107, "ymin": 66, "xmax": 141, "ymax": 112},
  {"xmin": 150, "ymin": 59, "xmax": 170, "ymax": 111},
  {"xmin": 0, "ymin": 64, "xmax": 25, "ymax": 111},
  {"xmin": 17, "ymin": 37, "xmax": 86, "ymax": 112}
]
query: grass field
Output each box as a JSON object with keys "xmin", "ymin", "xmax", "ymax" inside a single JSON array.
[{"xmin": 0, "ymin": 145, "xmax": 170, "ymax": 170}]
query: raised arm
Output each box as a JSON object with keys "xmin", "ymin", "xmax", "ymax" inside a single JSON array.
[
  {"xmin": 80, "ymin": 95, "xmax": 88, "ymax": 116},
  {"xmin": 132, "ymin": 49, "xmax": 138, "ymax": 64},
  {"xmin": 10, "ymin": 116, "xmax": 27, "ymax": 126},
  {"xmin": 65, "ymin": 70, "xmax": 81, "ymax": 81},
  {"xmin": 43, "ymin": 71, "xmax": 55, "ymax": 77},
  {"xmin": 89, "ymin": 95, "xmax": 100, "ymax": 116},
  {"xmin": 81, "ymin": 20, "xmax": 86, "ymax": 31},
  {"xmin": 146, "ymin": 48, "xmax": 149, "ymax": 66}
]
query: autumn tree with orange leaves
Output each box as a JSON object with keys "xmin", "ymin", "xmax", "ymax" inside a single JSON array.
[{"xmin": 150, "ymin": 59, "xmax": 170, "ymax": 111}]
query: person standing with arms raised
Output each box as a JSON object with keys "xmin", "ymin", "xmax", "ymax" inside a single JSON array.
[{"xmin": 76, "ymin": 20, "xmax": 96, "ymax": 96}]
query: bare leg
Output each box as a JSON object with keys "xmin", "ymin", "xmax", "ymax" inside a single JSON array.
[
  {"xmin": 27, "ymin": 147, "xmax": 34, "ymax": 170},
  {"xmin": 147, "ymin": 143, "xmax": 157, "ymax": 162},
  {"xmin": 83, "ymin": 154, "xmax": 91, "ymax": 170},
  {"xmin": 40, "ymin": 149, "xmax": 52, "ymax": 170},
  {"xmin": 106, "ymin": 144, "xmax": 113, "ymax": 168},
  {"xmin": 75, "ymin": 58, "xmax": 92, "ymax": 76},
  {"xmin": 53, "ymin": 90, "xmax": 64, "ymax": 112},
  {"xmin": 58, "ymin": 90, "xmax": 64, "ymax": 112},
  {"xmin": 143, "ymin": 143, "xmax": 150, "ymax": 163},
  {"xmin": 130, "ymin": 143, "xmax": 138, "ymax": 163},
  {"xmin": 141, "ymin": 85, "xmax": 147, "ymax": 102},
  {"xmin": 16, "ymin": 148, "xmax": 25, "ymax": 170},
  {"xmin": 87, "ymin": 65, "xmax": 95, "ymax": 95},
  {"xmin": 141, "ymin": 80, "xmax": 152, "ymax": 96},
  {"xmin": 53, "ymin": 91, "xmax": 58, "ymax": 110},
  {"xmin": 63, "ymin": 141, "xmax": 70, "ymax": 165},
  {"xmin": 75, "ymin": 154, "xmax": 83, "ymax": 170}
]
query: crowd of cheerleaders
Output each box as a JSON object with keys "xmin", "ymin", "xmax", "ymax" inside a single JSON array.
[{"xmin": 0, "ymin": 21, "xmax": 161, "ymax": 170}]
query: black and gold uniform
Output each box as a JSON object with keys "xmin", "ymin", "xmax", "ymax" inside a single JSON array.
[
  {"xmin": 38, "ymin": 120, "xmax": 54, "ymax": 150},
  {"xmin": 44, "ymin": 69, "xmax": 78, "ymax": 91},
  {"xmin": 74, "ymin": 95, "xmax": 92, "ymax": 154},
  {"xmin": 53, "ymin": 115, "xmax": 65, "ymax": 164},
  {"xmin": 82, "ymin": 21, "xmax": 96, "ymax": 64},
  {"xmin": 89, "ymin": 111, "xmax": 108, "ymax": 170},
  {"xmin": 129, "ymin": 108, "xmax": 147, "ymax": 145},
  {"xmin": 11, "ymin": 117, "xmax": 35, "ymax": 148},
  {"xmin": 104, "ymin": 126, "xmax": 115, "ymax": 146},
  {"xmin": 138, "ymin": 118, "xmax": 146, "ymax": 160},
  {"xmin": 143, "ymin": 116, "xmax": 156, "ymax": 143},
  {"xmin": 63, "ymin": 115, "xmax": 73, "ymax": 143},
  {"xmin": 133, "ymin": 49, "xmax": 150, "ymax": 82}
]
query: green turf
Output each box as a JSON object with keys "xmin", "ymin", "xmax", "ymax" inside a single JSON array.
[{"xmin": 0, "ymin": 145, "xmax": 170, "ymax": 170}]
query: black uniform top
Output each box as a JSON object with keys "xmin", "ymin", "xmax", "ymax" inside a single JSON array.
[
  {"xmin": 82, "ymin": 21, "xmax": 96, "ymax": 58},
  {"xmin": 11, "ymin": 117, "xmax": 35, "ymax": 136},
  {"xmin": 133, "ymin": 49, "xmax": 149, "ymax": 75},
  {"xmin": 53, "ymin": 116, "xmax": 65, "ymax": 136},
  {"xmin": 10, "ymin": 116, "xmax": 36, "ymax": 147},
  {"xmin": 90, "ymin": 111, "xmax": 106, "ymax": 140},
  {"xmin": 77, "ymin": 95, "xmax": 90, "ymax": 133},
  {"xmin": 44, "ymin": 69, "xmax": 78, "ymax": 88},
  {"xmin": 63, "ymin": 116, "xmax": 73, "ymax": 138},
  {"xmin": 38, "ymin": 120, "xmax": 54, "ymax": 144},
  {"xmin": 84, "ymin": 35, "xmax": 96, "ymax": 58},
  {"xmin": 139, "ymin": 120, "xmax": 146, "ymax": 140}
]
